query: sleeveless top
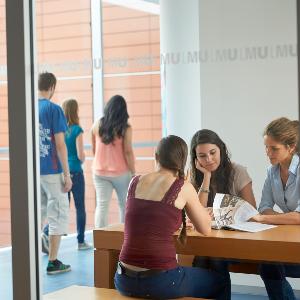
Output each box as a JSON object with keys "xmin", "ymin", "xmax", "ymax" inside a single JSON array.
[
  {"xmin": 119, "ymin": 175, "xmax": 185, "ymax": 270},
  {"xmin": 92, "ymin": 134, "xmax": 129, "ymax": 177},
  {"xmin": 65, "ymin": 124, "xmax": 83, "ymax": 172}
]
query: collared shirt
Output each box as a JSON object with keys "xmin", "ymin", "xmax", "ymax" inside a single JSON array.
[{"xmin": 258, "ymin": 154, "xmax": 300, "ymax": 213}]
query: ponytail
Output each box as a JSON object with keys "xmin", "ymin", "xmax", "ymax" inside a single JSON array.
[
  {"xmin": 178, "ymin": 168, "xmax": 185, "ymax": 179},
  {"xmin": 178, "ymin": 209, "xmax": 187, "ymax": 246}
]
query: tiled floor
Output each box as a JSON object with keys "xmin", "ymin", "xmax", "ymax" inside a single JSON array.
[{"xmin": 0, "ymin": 233, "xmax": 295, "ymax": 300}]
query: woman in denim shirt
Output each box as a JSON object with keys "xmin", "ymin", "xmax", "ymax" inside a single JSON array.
[{"xmin": 252, "ymin": 117, "xmax": 300, "ymax": 300}]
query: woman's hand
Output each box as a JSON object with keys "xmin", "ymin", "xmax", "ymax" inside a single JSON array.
[
  {"xmin": 206, "ymin": 207, "xmax": 214, "ymax": 220},
  {"xmin": 250, "ymin": 214, "xmax": 264, "ymax": 222},
  {"xmin": 195, "ymin": 159, "xmax": 211, "ymax": 178},
  {"xmin": 186, "ymin": 218, "xmax": 195, "ymax": 230}
]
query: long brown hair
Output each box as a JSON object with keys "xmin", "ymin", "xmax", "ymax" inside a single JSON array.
[
  {"xmin": 190, "ymin": 129, "xmax": 233, "ymax": 207},
  {"xmin": 62, "ymin": 99, "xmax": 79, "ymax": 126},
  {"xmin": 99, "ymin": 95, "xmax": 129, "ymax": 144},
  {"xmin": 264, "ymin": 117, "xmax": 299, "ymax": 154},
  {"xmin": 155, "ymin": 135, "xmax": 188, "ymax": 245}
]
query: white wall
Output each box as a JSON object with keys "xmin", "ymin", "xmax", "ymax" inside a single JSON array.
[
  {"xmin": 199, "ymin": 0, "xmax": 298, "ymax": 202},
  {"xmin": 160, "ymin": 0, "xmax": 202, "ymax": 142},
  {"xmin": 161, "ymin": 0, "xmax": 299, "ymax": 293},
  {"xmin": 198, "ymin": 0, "xmax": 299, "ymax": 291}
]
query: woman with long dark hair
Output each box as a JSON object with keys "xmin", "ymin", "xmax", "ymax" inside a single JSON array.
[
  {"xmin": 189, "ymin": 129, "xmax": 256, "ymax": 293},
  {"xmin": 190, "ymin": 129, "xmax": 256, "ymax": 209},
  {"xmin": 91, "ymin": 95, "xmax": 135, "ymax": 228},
  {"xmin": 115, "ymin": 135, "xmax": 230, "ymax": 299}
]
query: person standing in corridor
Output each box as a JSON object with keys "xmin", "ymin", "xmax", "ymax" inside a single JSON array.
[{"xmin": 39, "ymin": 72, "xmax": 72, "ymax": 274}]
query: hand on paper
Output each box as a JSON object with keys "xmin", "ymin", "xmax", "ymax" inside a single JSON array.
[{"xmin": 250, "ymin": 213, "xmax": 263, "ymax": 223}]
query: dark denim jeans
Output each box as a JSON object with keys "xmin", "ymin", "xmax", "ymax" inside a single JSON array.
[
  {"xmin": 44, "ymin": 171, "xmax": 86, "ymax": 243},
  {"xmin": 193, "ymin": 256, "xmax": 233, "ymax": 297},
  {"xmin": 114, "ymin": 265, "xmax": 231, "ymax": 300},
  {"xmin": 260, "ymin": 263, "xmax": 300, "ymax": 300}
]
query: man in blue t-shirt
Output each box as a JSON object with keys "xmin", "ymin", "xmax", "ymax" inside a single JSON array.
[{"xmin": 39, "ymin": 72, "xmax": 72, "ymax": 274}]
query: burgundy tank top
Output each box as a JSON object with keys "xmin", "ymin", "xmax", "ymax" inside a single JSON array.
[{"xmin": 119, "ymin": 175, "xmax": 184, "ymax": 270}]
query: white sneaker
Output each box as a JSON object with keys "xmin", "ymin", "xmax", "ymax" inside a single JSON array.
[{"xmin": 78, "ymin": 241, "xmax": 93, "ymax": 250}]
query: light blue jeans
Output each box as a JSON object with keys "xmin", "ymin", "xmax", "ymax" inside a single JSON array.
[{"xmin": 93, "ymin": 171, "xmax": 132, "ymax": 228}]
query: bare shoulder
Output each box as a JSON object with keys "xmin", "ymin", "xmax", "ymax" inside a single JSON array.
[{"xmin": 179, "ymin": 180, "xmax": 197, "ymax": 197}]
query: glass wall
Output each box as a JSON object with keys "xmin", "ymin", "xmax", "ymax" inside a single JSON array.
[
  {"xmin": 0, "ymin": 0, "xmax": 10, "ymax": 249},
  {"xmin": 0, "ymin": 0, "xmax": 12, "ymax": 299},
  {"xmin": 2, "ymin": 0, "xmax": 161, "ymax": 297},
  {"xmin": 35, "ymin": 0, "xmax": 94, "ymax": 234},
  {"xmin": 101, "ymin": 0, "xmax": 161, "ymax": 222}
]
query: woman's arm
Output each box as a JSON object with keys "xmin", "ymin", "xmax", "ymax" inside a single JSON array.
[
  {"xmin": 239, "ymin": 182, "xmax": 257, "ymax": 208},
  {"xmin": 55, "ymin": 132, "xmax": 72, "ymax": 192},
  {"xmin": 194, "ymin": 159, "xmax": 211, "ymax": 207},
  {"xmin": 76, "ymin": 132, "xmax": 85, "ymax": 163},
  {"xmin": 91, "ymin": 122, "xmax": 97, "ymax": 156},
  {"xmin": 123, "ymin": 126, "xmax": 135, "ymax": 175},
  {"xmin": 258, "ymin": 169, "xmax": 275, "ymax": 213},
  {"xmin": 183, "ymin": 183, "xmax": 211, "ymax": 236},
  {"xmin": 253, "ymin": 211, "xmax": 300, "ymax": 225}
]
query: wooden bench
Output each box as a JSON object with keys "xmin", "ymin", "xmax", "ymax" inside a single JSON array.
[
  {"xmin": 177, "ymin": 254, "xmax": 259, "ymax": 274},
  {"xmin": 44, "ymin": 285, "xmax": 209, "ymax": 300}
]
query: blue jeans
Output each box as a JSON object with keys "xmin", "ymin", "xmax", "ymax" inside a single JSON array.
[
  {"xmin": 193, "ymin": 256, "xmax": 232, "ymax": 297},
  {"xmin": 114, "ymin": 265, "xmax": 231, "ymax": 300},
  {"xmin": 260, "ymin": 263, "xmax": 300, "ymax": 300},
  {"xmin": 44, "ymin": 171, "xmax": 86, "ymax": 243},
  {"xmin": 93, "ymin": 172, "xmax": 131, "ymax": 228}
]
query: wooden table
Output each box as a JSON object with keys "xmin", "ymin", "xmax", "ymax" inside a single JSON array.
[{"xmin": 93, "ymin": 224, "xmax": 300, "ymax": 288}]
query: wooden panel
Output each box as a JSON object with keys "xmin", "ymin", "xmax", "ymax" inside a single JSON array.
[
  {"xmin": 177, "ymin": 254, "xmax": 259, "ymax": 275},
  {"xmin": 134, "ymin": 147, "xmax": 155, "ymax": 157},
  {"xmin": 44, "ymin": 285, "xmax": 207, "ymax": 300},
  {"xmin": 94, "ymin": 249, "xmax": 119, "ymax": 289},
  {"xmin": 103, "ymin": 30, "xmax": 159, "ymax": 48},
  {"xmin": 0, "ymin": 160, "xmax": 9, "ymax": 172},
  {"xmin": 103, "ymin": 17, "xmax": 159, "ymax": 34},
  {"xmin": 0, "ymin": 134, "xmax": 8, "ymax": 147},
  {"xmin": 103, "ymin": 45, "xmax": 160, "ymax": 73},
  {"xmin": 102, "ymin": 5, "xmax": 159, "ymax": 73},
  {"xmin": 37, "ymin": 36, "xmax": 91, "ymax": 53},
  {"xmin": 44, "ymin": 285, "xmax": 137, "ymax": 300},
  {"xmin": 104, "ymin": 75, "xmax": 160, "ymax": 89},
  {"xmin": 36, "ymin": 10, "xmax": 90, "ymax": 28},
  {"xmin": 0, "ymin": 185, "xmax": 9, "ymax": 197},
  {"xmin": 38, "ymin": 49, "xmax": 92, "ymax": 62},
  {"xmin": 0, "ymin": 121, "xmax": 8, "ymax": 133},
  {"xmin": 102, "ymin": 6, "xmax": 149, "ymax": 21},
  {"xmin": 104, "ymin": 87, "xmax": 160, "ymax": 103},
  {"xmin": 94, "ymin": 224, "xmax": 300, "ymax": 263},
  {"xmin": 37, "ymin": 23, "xmax": 91, "ymax": 41},
  {"xmin": 36, "ymin": 0, "xmax": 90, "ymax": 14}
]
